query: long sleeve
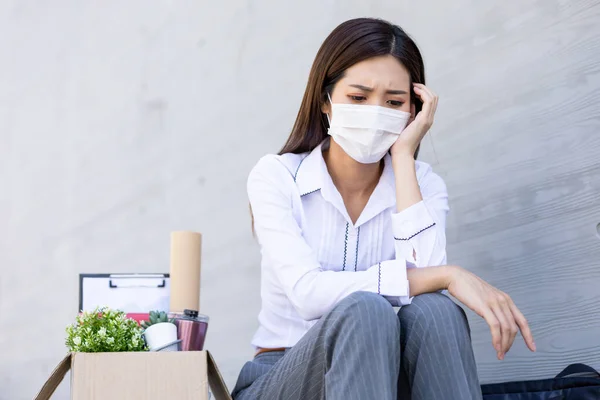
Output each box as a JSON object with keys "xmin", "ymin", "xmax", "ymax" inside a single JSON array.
[
  {"xmin": 392, "ymin": 162, "xmax": 449, "ymax": 268},
  {"xmin": 249, "ymin": 155, "xmax": 410, "ymax": 321}
]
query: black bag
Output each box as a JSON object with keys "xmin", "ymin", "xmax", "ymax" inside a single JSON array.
[{"xmin": 481, "ymin": 364, "xmax": 600, "ymax": 400}]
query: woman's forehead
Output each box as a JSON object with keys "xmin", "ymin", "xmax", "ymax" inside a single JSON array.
[{"xmin": 340, "ymin": 55, "xmax": 411, "ymax": 88}]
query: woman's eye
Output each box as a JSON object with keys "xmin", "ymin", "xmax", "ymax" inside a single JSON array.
[
  {"xmin": 350, "ymin": 95, "xmax": 366, "ymax": 102},
  {"xmin": 388, "ymin": 100, "xmax": 404, "ymax": 107}
]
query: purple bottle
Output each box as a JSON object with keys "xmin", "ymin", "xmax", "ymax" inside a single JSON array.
[{"xmin": 173, "ymin": 309, "xmax": 209, "ymax": 351}]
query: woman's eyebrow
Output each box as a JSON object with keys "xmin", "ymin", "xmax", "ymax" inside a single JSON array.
[{"xmin": 348, "ymin": 84, "xmax": 407, "ymax": 95}]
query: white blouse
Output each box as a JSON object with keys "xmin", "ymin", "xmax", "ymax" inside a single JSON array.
[{"xmin": 248, "ymin": 139, "xmax": 449, "ymax": 349}]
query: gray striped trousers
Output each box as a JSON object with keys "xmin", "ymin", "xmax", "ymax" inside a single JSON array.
[{"xmin": 232, "ymin": 291, "xmax": 482, "ymax": 400}]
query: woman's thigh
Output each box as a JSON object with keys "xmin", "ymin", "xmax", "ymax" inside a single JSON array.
[
  {"xmin": 232, "ymin": 334, "xmax": 329, "ymax": 399},
  {"xmin": 232, "ymin": 351, "xmax": 286, "ymax": 399},
  {"xmin": 233, "ymin": 291, "xmax": 400, "ymax": 400}
]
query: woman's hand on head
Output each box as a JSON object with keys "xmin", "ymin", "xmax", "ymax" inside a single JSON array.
[
  {"xmin": 446, "ymin": 266, "xmax": 536, "ymax": 360},
  {"xmin": 390, "ymin": 83, "xmax": 438, "ymax": 158}
]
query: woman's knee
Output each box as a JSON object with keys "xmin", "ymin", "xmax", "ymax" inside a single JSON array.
[
  {"xmin": 336, "ymin": 291, "xmax": 399, "ymax": 332},
  {"xmin": 399, "ymin": 292, "xmax": 469, "ymax": 332}
]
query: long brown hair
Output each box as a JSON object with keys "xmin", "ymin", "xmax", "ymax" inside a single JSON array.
[{"xmin": 279, "ymin": 17, "xmax": 426, "ymax": 158}]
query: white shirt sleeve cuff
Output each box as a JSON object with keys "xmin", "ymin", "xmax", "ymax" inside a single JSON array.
[
  {"xmin": 377, "ymin": 259, "xmax": 409, "ymax": 297},
  {"xmin": 381, "ymin": 261, "xmax": 416, "ymax": 306},
  {"xmin": 391, "ymin": 201, "xmax": 436, "ymax": 241}
]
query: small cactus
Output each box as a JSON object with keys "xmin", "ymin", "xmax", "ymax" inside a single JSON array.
[{"xmin": 141, "ymin": 310, "xmax": 174, "ymax": 330}]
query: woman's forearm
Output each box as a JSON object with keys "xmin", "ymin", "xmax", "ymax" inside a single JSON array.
[
  {"xmin": 407, "ymin": 265, "xmax": 456, "ymax": 297},
  {"xmin": 392, "ymin": 153, "xmax": 423, "ymax": 212}
]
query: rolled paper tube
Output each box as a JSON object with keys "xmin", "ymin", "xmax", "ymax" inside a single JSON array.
[{"xmin": 169, "ymin": 231, "xmax": 202, "ymax": 313}]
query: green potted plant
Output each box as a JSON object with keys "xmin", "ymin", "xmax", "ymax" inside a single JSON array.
[
  {"xmin": 141, "ymin": 310, "xmax": 179, "ymax": 351},
  {"xmin": 65, "ymin": 307, "xmax": 147, "ymax": 352}
]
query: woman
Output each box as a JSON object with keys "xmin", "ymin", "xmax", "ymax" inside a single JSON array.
[{"xmin": 233, "ymin": 18, "xmax": 536, "ymax": 400}]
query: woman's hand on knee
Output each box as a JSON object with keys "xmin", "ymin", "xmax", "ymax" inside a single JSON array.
[{"xmin": 446, "ymin": 266, "xmax": 536, "ymax": 360}]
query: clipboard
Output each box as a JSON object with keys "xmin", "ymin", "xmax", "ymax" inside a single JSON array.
[{"xmin": 79, "ymin": 273, "xmax": 170, "ymax": 313}]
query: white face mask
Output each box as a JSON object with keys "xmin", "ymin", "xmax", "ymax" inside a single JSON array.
[{"xmin": 326, "ymin": 98, "xmax": 411, "ymax": 164}]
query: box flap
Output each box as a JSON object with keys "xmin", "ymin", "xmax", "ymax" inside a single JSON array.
[
  {"xmin": 207, "ymin": 352, "xmax": 232, "ymax": 400},
  {"xmin": 34, "ymin": 354, "xmax": 72, "ymax": 400}
]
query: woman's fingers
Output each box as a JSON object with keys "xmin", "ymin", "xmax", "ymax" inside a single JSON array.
[
  {"xmin": 414, "ymin": 84, "xmax": 437, "ymax": 107},
  {"xmin": 413, "ymin": 85, "xmax": 432, "ymax": 114},
  {"xmin": 482, "ymin": 309, "xmax": 502, "ymax": 358},
  {"xmin": 491, "ymin": 305, "xmax": 511, "ymax": 359},
  {"xmin": 498, "ymin": 297, "xmax": 519, "ymax": 355},
  {"xmin": 413, "ymin": 84, "xmax": 438, "ymax": 125},
  {"xmin": 509, "ymin": 299, "xmax": 536, "ymax": 352},
  {"xmin": 417, "ymin": 84, "xmax": 437, "ymax": 110},
  {"xmin": 413, "ymin": 84, "xmax": 433, "ymax": 109},
  {"xmin": 490, "ymin": 294, "xmax": 526, "ymax": 359},
  {"xmin": 506, "ymin": 308, "xmax": 519, "ymax": 354},
  {"xmin": 412, "ymin": 88, "xmax": 433, "ymax": 129}
]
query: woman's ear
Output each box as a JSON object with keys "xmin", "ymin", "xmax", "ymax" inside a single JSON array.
[
  {"xmin": 410, "ymin": 102, "xmax": 416, "ymax": 119},
  {"xmin": 321, "ymin": 101, "xmax": 331, "ymax": 120}
]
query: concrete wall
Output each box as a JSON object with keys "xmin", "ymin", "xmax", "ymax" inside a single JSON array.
[
  {"xmin": 1, "ymin": 1, "xmax": 598, "ymax": 399},
  {"xmin": 416, "ymin": 0, "xmax": 600, "ymax": 383}
]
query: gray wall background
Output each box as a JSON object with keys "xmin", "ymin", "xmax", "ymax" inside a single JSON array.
[{"xmin": 1, "ymin": 1, "xmax": 599, "ymax": 399}]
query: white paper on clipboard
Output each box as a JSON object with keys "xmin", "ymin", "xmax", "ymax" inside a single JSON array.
[{"xmin": 79, "ymin": 273, "xmax": 170, "ymax": 313}]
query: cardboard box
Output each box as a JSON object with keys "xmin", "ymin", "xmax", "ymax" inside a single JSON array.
[{"xmin": 35, "ymin": 351, "xmax": 232, "ymax": 400}]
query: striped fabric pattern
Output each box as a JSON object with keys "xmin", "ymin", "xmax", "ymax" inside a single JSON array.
[{"xmin": 232, "ymin": 292, "xmax": 482, "ymax": 400}]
